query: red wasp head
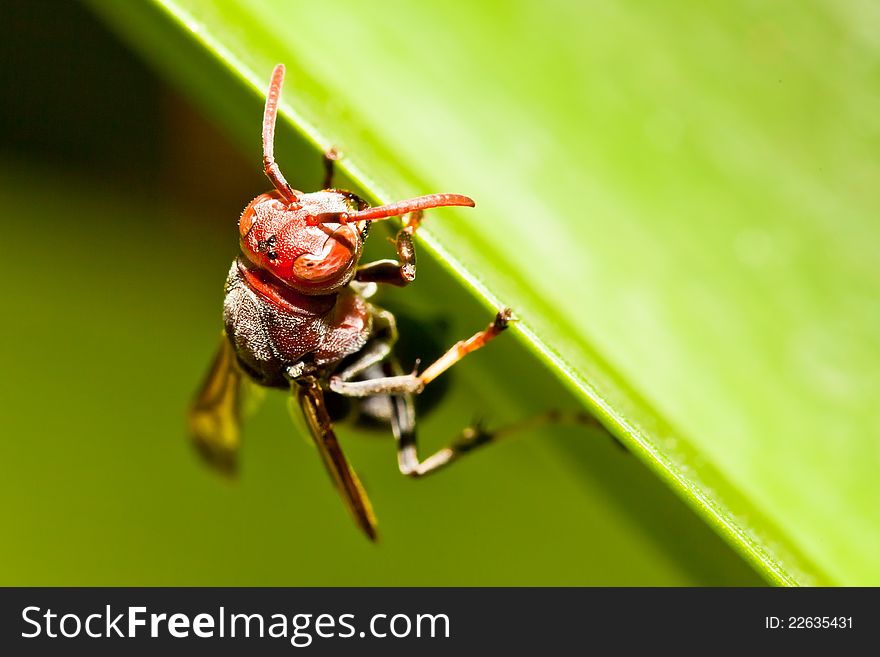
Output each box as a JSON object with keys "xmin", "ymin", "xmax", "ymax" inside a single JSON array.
[
  {"xmin": 241, "ymin": 64, "xmax": 475, "ymax": 296},
  {"xmin": 239, "ymin": 189, "xmax": 368, "ymax": 295}
]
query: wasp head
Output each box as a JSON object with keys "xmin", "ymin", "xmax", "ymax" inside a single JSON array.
[
  {"xmin": 244, "ymin": 63, "xmax": 475, "ymax": 295},
  {"xmin": 239, "ymin": 190, "xmax": 368, "ymax": 295}
]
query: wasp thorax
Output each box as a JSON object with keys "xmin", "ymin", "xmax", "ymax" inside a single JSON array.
[{"xmin": 238, "ymin": 190, "xmax": 365, "ymax": 295}]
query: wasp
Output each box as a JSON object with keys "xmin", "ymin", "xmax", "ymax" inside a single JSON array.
[{"xmin": 189, "ymin": 64, "xmax": 514, "ymax": 540}]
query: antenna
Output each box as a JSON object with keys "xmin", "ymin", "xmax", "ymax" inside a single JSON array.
[
  {"xmin": 310, "ymin": 193, "xmax": 475, "ymax": 225},
  {"xmin": 262, "ymin": 64, "xmax": 300, "ymax": 203}
]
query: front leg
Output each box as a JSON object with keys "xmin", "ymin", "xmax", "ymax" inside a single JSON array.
[
  {"xmin": 355, "ymin": 210, "xmax": 422, "ymax": 287},
  {"xmin": 322, "ymin": 146, "xmax": 340, "ymax": 189}
]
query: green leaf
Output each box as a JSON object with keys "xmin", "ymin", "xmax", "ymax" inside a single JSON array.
[{"xmin": 85, "ymin": 0, "xmax": 880, "ymax": 585}]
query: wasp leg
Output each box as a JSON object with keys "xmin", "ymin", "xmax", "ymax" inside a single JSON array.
[
  {"xmin": 188, "ymin": 337, "xmax": 248, "ymax": 476},
  {"xmin": 329, "ymin": 308, "xmax": 513, "ymax": 397},
  {"xmin": 294, "ymin": 376, "xmax": 379, "ymax": 541},
  {"xmin": 334, "ymin": 308, "xmax": 398, "ymax": 382},
  {"xmin": 354, "ymin": 210, "xmax": 423, "ymax": 287},
  {"xmin": 322, "ymin": 147, "xmax": 340, "ymax": 189},
  {"xmin": 391, "ymin": 392, "xmax": 600, "ymax": 476}
]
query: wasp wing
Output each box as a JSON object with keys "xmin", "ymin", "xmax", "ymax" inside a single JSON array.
[
  {"xmin": 188, "ymin": 336, "xmax": 257, "ymax": 476},
  {"xmin": 295, "ymin": 379, "xmax": 378, "ymax": 541}
]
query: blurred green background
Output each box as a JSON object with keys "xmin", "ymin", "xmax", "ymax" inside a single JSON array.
[
  {"xmin": 2, "ymin": 0, "xmax": 877, "ymax": 586},
  {"xmin": 0, "ymin": 0, "xmax": 763, "ymax": 586}
]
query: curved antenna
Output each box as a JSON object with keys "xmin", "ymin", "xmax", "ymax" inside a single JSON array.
[
  {"xmin": 310, "ymin": 193, "xmax": 475, "ymax": 225},
  {"xmin": 262, "ymin": 64, "xmax": 300, "ymax": 204}
]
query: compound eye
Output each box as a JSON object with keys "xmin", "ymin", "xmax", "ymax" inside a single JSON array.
[
  {"xmin": 239, "ymin": 193, "xmax": 278, "ymax": 239},
  {"xmin": 291, "ymin": 228, "xmax": 357, "ymax": 283},
  {"xmin": 239, "ymin": 204, "xmax": 257, "ymax": 238}
]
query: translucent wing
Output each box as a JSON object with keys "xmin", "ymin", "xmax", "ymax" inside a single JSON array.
[
  {"xmin": 188, "ymin": 336, "xmax": 252, "ymax": 476},
  {"xmin": 295, "ymin": 379, "xmax": 379, "ymax": 541}
]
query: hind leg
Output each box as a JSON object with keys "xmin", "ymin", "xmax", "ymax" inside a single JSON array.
[{"xmin": 387, "ymin": 390, "xmax": 600, "ymax": 477}]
